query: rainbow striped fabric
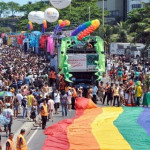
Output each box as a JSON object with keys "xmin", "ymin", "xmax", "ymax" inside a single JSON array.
[{"xmin": 42, "ymin": 97, "xmax": 150, "ymax": 150}]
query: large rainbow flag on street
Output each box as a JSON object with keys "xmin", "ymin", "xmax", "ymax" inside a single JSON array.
[{"xmin": 42, "ymin": 97, "xmax": 150, "ymax": 150}]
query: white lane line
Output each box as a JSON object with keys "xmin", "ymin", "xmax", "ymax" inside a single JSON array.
[{"xmin": 27, "ymin": 127, "xmax": 39, "ymax": 144}]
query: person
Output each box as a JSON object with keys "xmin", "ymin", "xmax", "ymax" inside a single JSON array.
[
  {"xmin": 41, "ymin": 82, "xmax": 50, "ymax": 98},
  {"xmin": 48, "ymin": 95, "xmax": 54, "ymax": 122},
  {"xmin": 40, "ymin": 99, "xmax": 48, "ymax": 129},
  {"xmin": 27, "ymin": 91, "xmax": 34, "ymax": 119},
  {"xmin": 21, "ymin": 96, "xmax": 28, "ymax": 119},
  {"xmin": 6, "ymin": 133, "xmax": 16, "ymax": 150},
  {"xmin": 119, "ymin": 84, "xmax": 125, "ymax": 106},
  {"xmin": 3, "ymin": 103, "xmax": 13, "ymax": 137},
  {"xmin": 16, "ymin": 129, "xmax": 27, "ymax": 150},
  {"xmin": 135, "ymin": 82, "xmax": 143, "ymax": 106},
  {"xmin": 92, "ymin": 83, "xmax": 98, "ymax": 104},
  {"xmin": 103, "ymin": 82, "xmax": 109, "ymax": 105},
  {"xmin": 61, "ymin": 91, "xmax": 68, "ymax": 117},
  {"xmin": 48, "ymin": 70, "xmax": 56, "ymax": 87},
  {"xmin": 54, "ymin": 90, "xmax": 60, "ymax": 114},
  {"xmin": 122, "ymin": 71, "xmax": 128, "ymax": 83},
  {"xmin": 71, "ymin": 86, "xmax": 77, "ymax": 109},
  {"xmin": 98, "ymin": 81, "xmax": 104, "ymax": 102},
  {"xmin": 107, "ymin": 83, "xmax": 114, "ymax": 106},
  {"xmin": 77, "ymin": 87, "xmax": 83, "ymax": 97},
  {"xmin": 13, "ymin": 96, "xmax": 20, "ymax": 119},
  {"xmin": 113, "ymin": 84, "xmax": 120, "ymax": 107},
  {"xmin": 118, "ymin": 69, "xmax": 123, "ymax": 83},
  {"xmin": 67, "ymin": 88, "xmax": 72, "ymax": 111}
]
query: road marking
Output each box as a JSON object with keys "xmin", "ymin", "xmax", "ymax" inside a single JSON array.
[{"xmin": 27, "ymin": 127, "xmax": 39, "ymax": 144}]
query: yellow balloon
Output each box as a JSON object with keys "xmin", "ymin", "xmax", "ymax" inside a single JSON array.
[
  {"xmin": 58, "ymin": 19, "xmax": 63, "ymax": 24},
  {"xmin": 92, "ymin": 19, "xmax": 100, "ymax": 29},
  {"xmin": 66, "ymin": 20, "xmax": 70, "ymax": 26}
]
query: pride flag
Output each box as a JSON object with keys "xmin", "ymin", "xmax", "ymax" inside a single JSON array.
[{"xmin": 42, "ymin": 97, "xmax": 150, "ymax": 150}]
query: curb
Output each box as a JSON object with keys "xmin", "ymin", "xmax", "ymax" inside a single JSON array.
[{"xmin": 2, "ymin": 120, "xmax": 35, "ymax": 150}]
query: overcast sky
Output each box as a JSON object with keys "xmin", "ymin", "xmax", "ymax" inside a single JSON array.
[{"xmin": 1, "ymin": 0, "xmax": 41, "ymax": 6}]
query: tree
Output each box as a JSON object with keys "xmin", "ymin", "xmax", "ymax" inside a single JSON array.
[
  {"xmin": 56, "ymin": 0, "xmax": 108, "ymax": 27},
  {"xmin": 7, "ymin": 1, "xmax": 20, "ymax": 16},
  {"xmin": 16, "ymin": 1, "xmax": 48, "ymax": 31},
  {"xmin": 0, "ymin": 2, "xmax": 8, "ymax": 18}
]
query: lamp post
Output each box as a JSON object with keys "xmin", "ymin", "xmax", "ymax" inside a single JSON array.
[
  {"xmin": 102, "ymin": 0, "xmax": 104, "ymax": 26},
  {"xmin": 89, "ymin": 7, "xmax": 90, "ymax": 21}
]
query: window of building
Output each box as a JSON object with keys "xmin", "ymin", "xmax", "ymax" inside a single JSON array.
[
  {"xmin": 132, "ymin": 4, "xmax": 141, "ymax": 8},
  {"xmin": 108, "ymin": 10, "xmax": 119, "ymax": 17}
]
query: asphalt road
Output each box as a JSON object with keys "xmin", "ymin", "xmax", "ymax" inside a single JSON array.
[{"xmin": 26, "ymin": 109, "xmax": 76, "ymax": 150}]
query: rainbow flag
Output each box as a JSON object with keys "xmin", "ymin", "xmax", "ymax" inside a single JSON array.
[{"xmin": 42, "ymin": 97, "xmax": 150, "ymax": 150}]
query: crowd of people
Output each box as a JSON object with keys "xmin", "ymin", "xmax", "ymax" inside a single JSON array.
[{"xmin": 0, "ymin": 44, "xmax": 148, "ymax": 149}]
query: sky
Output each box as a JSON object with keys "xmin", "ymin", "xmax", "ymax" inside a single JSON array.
[{"xmin": 1, "ymin": 0, "xmax": 41, "ymax": 6}]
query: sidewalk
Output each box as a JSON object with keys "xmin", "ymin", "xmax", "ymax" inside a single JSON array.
[{"xmin": 1, "ymin": 114, "xmax": 36, "ymax": 149}]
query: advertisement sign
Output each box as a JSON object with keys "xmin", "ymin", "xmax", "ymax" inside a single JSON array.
[{"xmin": 68, "ymin": 54, "xmax": 98, "ymax": 72}]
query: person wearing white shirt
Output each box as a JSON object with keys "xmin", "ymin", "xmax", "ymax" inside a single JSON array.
[
  {"xmin": 3, "ymin": 103, "xmax": 13, "ymax": 137},
  {"xmin": 54, "ymin": 90, "xmax": 60, "ymax": 114},
  {"xmin": 92, "ymin": 84, "xmax": 98, "ymax": 104},
  {"xmin": 67, "ymin": 89, "xmax": 72, "ymax": 111}
]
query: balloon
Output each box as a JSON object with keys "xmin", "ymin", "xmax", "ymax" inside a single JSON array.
[
  {"xmin": 49, "ymin": 0, "xmax": 71, "ymax": 9},
  {"xmin": 58, "ymin": 19, "xmax": 63, "ymax": 24},
  {"xmin": 66, "ymin": 20, "xmax": 70, "ymax": 26},
  {"xmin": 28, "ymin": 11, "xmax": 45, "ymax": 24},
  {"xmin": 28, "ymin": 11, "xmax": 36, "ymax": 23},
  {"xmin": 78, "ymin": 25, "xmax": 95, "ymax": 41},
  {"xmin": 71, "ymin": 21, "xmax": 92, "ymax": 36},
  {"xmin": 44, "ymin": 8, "xmax": 59, "ymax": 23},
  {"xmin": 78, "ymin": 20, "xmax": 100, "ymax": 41}
]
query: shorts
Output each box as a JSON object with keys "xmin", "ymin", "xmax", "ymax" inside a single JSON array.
[
  {"xmin": 68, "ymin": 99, "xmax": 71, "ymax": 105},
  {"xmin": 54, "ymin": 103, "xmax": 59, "ymax": 109}
]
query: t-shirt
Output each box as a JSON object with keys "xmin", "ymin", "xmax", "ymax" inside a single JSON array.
[
  {"xmin": 92, "ymin": 86, "xmax": 98, "ymax": 95},
  {"xmin": 135, "ymin": 71, "xmax": 140, "ymax": 77},
  {"xmin": 27, "ymin": 94, "xmax": 34, "ymax": 107},
  {"xmin": 54, "ymin": 93, "xmax": 60, "ymax": 103},
  {"xmin": 3, "ymin": 108, "xmax": 13, "ymax": 119},
  {"xmin": 16, "ymin": 93, "xmax": 23, "ymax": 103},
  {"xmin": 118, "ymin": 70, "xmax": 123, "ymax": 77},
  {"xmin": 67, "ymin": 90, "xmax": 72, "ymax": 101}
]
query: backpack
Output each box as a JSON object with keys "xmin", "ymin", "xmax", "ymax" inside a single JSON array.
[
  {"xmin": 21, "ymin": 99, "xmax": 26, "ymax": 107},
  {"xmin": 107, "ymin": 87, "xmax": 112, "ymax": 94}
]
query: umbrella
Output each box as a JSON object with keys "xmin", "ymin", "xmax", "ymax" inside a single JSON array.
[
  {"xmin": 4, "ymin": 91, "xmax": 13, "ymax": 97},
  {"xmin": 0, "ymin": 91, "xmax": 5, "ymax": 97}
]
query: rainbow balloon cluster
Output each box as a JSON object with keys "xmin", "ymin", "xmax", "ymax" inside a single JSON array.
[
  {"xmin": 43, "ymin": 20, "xmax": 47, "ymax": 29},
  {"xmin": 27, "ymin": 21, "xmax": 33, "ymax": 30},
  {"xmin": 71, "ymin": 19, "xmax": 100, "ymax": 41},
  {"xmin": 42, "ymin": 20, "xmax": 47, "ymax": 33},
  {"xmin": 54, "ymin": 20, "xmax": 70, "ymax": 34}
]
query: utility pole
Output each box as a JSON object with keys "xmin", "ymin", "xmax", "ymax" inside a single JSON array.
[
  {"xmin": 102, "ymin": 0, "xmax": 104, "ymax": 26},
  {"xmin": 89, "ymin": 7, "xmax": 90, "ymax": 21}
]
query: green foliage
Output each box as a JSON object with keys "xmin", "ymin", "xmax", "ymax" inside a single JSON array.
[
  {"xmin": 0, "ymin": 27, "xmax": 12, "ymax": 32},
  {"xmin": 0, "ymin": 2, "xmax": 8, "ymax": 17},
  {"xmin": 7, "ymin": 1, "xmax": 20, "ymax": 16}
]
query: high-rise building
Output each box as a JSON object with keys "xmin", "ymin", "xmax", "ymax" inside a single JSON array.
[
  {"xmin": 127, "ymin": 0, "xmax": 150, "ymax": 12},
  {"xmin": 98, "ymin": 0, "xmax": 150, "ymax": 23},
  {"xmin": 97, "ymin": 0, "xmax": 124, "ymax": 23}
]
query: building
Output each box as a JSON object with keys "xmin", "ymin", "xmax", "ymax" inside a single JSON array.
[
  {"xmin": 97, "ymin": 0, "xmax": 150, "ymax": 23},
  {"xmin": 127, "ymin": 0, "xmax": 150, "ymax": 12},
  {"xmin": 97, "ymin": 0, "xmax": 125, "ymax": 23}
]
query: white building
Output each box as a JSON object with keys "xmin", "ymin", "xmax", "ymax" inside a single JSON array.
[{"xmin": 128, "ymin": 0, "xmax": 150, "ymax": 12}]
